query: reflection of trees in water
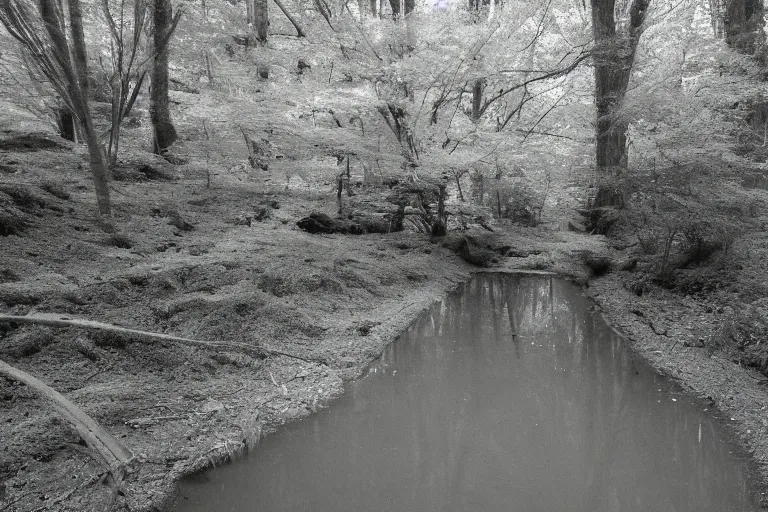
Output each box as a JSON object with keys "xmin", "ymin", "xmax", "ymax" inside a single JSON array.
[
  {"xmin": 177, "ymin": 278, "xmax": 755, "ymax": 512},
  {"xmin": 384, "ymin": 275, "xmax": 754, "ymax": 512}
]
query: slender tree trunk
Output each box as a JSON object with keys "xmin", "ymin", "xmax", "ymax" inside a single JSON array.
[
  {"xmin": 720, "ymin": 0, "xmax": 766, "ymax": 56},
  {"xmin": 108, "ymin": 74, "xmax": 121, "ymax": 164},
  {"xmin": 370, "ymin": 0, "xmax": 377, "ymax": 16},
  {"xmin": 254, "ymin": 0, "xmax": 268, "ymax": 42},
  {"xmin": 68, "ymin": 0, "xmax": 113, "ymax": 215},
  {"xmin": 272, "ymin": 0, "xmax": 306, "ymax": 36},
  {"xmin": 590, "ymin": 0, "xmax": 650, "ymax": 208},
  {"xmin": 58, "ymin": 108, "xmax": 76, "ymax": 142},
  {"xmin": 710, "ymin": 0, "xmax": 725, "ymax": 37},
  {"xmin": 471, "ymin": 79, "xmax": 483, "ymax": 122},
  {"xmin": 404, "ymin": 0, "xmax": 414, "ymax": 14},
  {"xmin": 151, "ymin": 0, "xmax": 178, "ymax": 154},
  {"xmin": 388, "ymin": 0, "xmax": 400, "ymax": 17}
]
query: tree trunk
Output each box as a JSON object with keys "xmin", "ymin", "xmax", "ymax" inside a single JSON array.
[
  {"xmin": 58, "ymin": 108, "xmax": 76, "ymax": 142},
  {"xmin": 710, "ymin": 0, "xmax": 725, "ymax": 37},
  {"xmin": 151, "ymin": 0, "xmax": 178, "ymax": 154},
  {"xmin": 370, "ymin": 0, "xmax": 377, "ymax": 17},
  {"xmin": 404, "ymin": 0, "xmax": 414, "ymax": 14},
  {"xmin": 471, "ymin": 79, "xmax": 483, "ymax": 122},
  {"xmin": 254, "ymin": 0, "xmax": 268, "ymax": 42},
  {"xmin": 721, "ymin": 0, "xmax": 766, "ymax": 55},
  {"xmin": 68, "ymin": 0, "xmax": 113, "ymax": 215},
  {"xmin": 388, "ymin": 0, "xmax": 400, "ymax": 16},
  {"xmin": 272, "ymin": 0, "xmax": 306, "ymax": 36},
  {"xmin": 590, "ymin": 0, "xmax": 650, "ymax": 208}
]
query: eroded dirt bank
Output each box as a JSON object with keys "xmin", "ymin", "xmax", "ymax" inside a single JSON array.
[{"xmin": 586, "ymin": 274, "xmax": 768, "ymax": 509}]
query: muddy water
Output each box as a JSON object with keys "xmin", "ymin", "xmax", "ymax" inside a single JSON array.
[{"xmin": 173, "ymin": 276, "xmax": 758, "ymax": 512}]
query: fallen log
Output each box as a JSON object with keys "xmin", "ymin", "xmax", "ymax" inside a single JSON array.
[
  {"xmin": 296, "ymin": 211, "xmax": 403, "ymax": 235},
  {"xmin": 0, "ymin": 359, "xmax": 132, "ymax": 480},
  {"xmin": 0, "ymin": 313, "xmax": 317, "ymax": 363}
]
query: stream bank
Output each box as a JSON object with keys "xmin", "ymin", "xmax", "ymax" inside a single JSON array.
[{"xmin": 0, "ymin": 147, "xmax": 604, "ymax": 511}]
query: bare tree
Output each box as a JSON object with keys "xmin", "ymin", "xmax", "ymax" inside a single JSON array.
[
  {"xmin": 247, "ymin": 0, "xmax": 268, "ymax": 43},
  {"xmin": 100, "ymin": 0, "xmax": 152, "ymax": 164},
  {"xmin": 0, "ymin": 0, "xmax": 112, "ymax": 216}
]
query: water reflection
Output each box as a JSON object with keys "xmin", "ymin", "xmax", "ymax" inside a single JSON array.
[{"xmin": 174, "ymin": 276, "xmax": 757, "ymax": 512}]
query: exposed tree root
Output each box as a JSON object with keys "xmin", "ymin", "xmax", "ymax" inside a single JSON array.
[
  {"xmin": 0, "ymin": 313, "xmax": 318, "ymax": 363},
  {"xmin": 0, "ymin": 359, "xmax": 133, "ymax": 481}
]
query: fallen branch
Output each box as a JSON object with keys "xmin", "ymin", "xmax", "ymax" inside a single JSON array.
[
  {"xmin": 0, "ymin": 358, "xmax": 132, "ymax": 481},
  {"xmin": 0, "ymin": 313, "xmax": 318, "ymax": 363},
  {"xmin": 85, "ymin": 360, "xmax": 116, "ymax": 382},
  {"xmin": 272, "ymin": 0, "xmax": 306, "ymax": 37}
]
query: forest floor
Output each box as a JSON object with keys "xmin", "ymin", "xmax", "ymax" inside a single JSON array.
[{"xmin": 2, "ymin": 32, "xmax": 768, "ymax": 512}]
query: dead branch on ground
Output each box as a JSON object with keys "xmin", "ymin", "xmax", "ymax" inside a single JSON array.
[
  {"xmin": 0, "ymin": 313, "xmax": 319, "ymax": 363},
  {"xmin": 0, "ymin": 359, "xmax": 133, "ymax": 486}
]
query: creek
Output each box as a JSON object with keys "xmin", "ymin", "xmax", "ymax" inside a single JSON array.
[{"xmin": 173, "ymin": 275, "xmax": 757, "ymax": 512}]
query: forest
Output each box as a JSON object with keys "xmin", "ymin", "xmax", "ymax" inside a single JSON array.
[{"xmin": 1, "ymin": 0, "xmax": 768, "ymax": 510}]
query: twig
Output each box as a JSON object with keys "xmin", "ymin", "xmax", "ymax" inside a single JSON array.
[
  {"xmin": 85, "ymin": 361, "xmax": 116, "ymax": 382},
  {"xmin": 648, "ymin": 320, "xmax": 668, "ymax": 337}
]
